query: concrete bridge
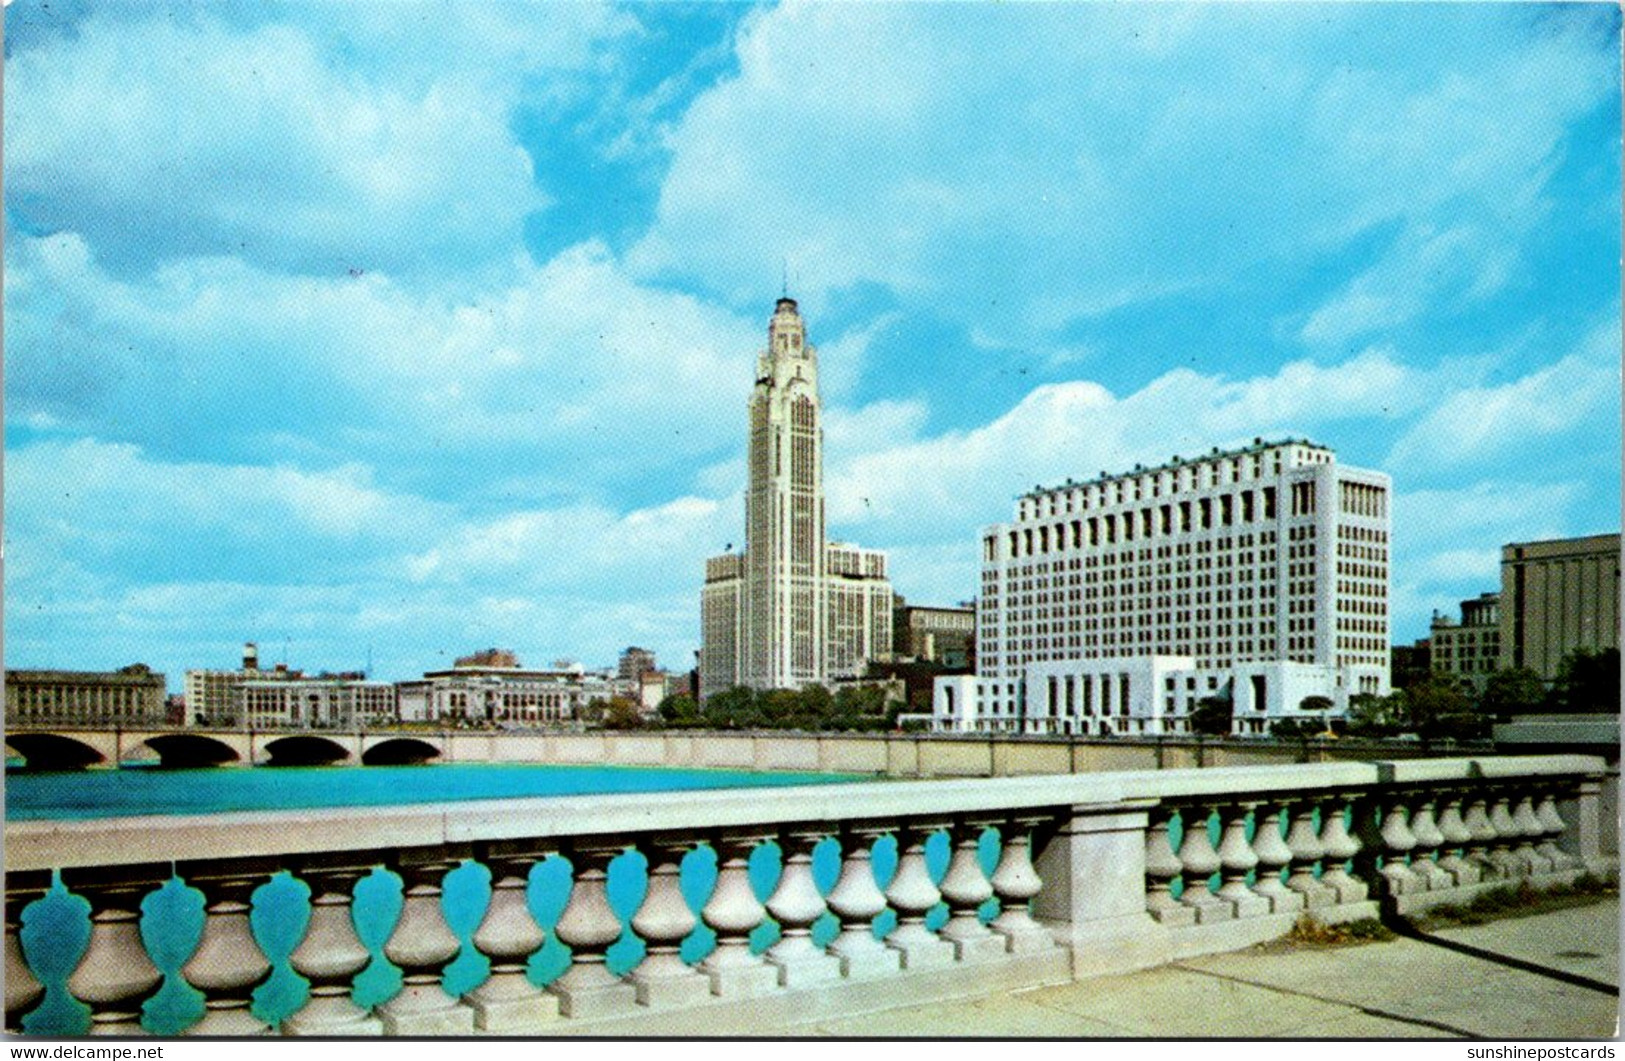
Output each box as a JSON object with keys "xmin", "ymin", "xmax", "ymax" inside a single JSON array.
[
  {"xmin": 3, "ymin": 726, "xmax": 447, "ymax": 769},
  {"xmin": 3, "ymin": 723, "xmax": 1500, "ymax": 776}
]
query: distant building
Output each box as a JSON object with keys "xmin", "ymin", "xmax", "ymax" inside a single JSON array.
[
  {"xmin": 1391, "ymin": 638, "xmax": 1432, "ymax": 692},
  {"xmin": 6, "ymin": 664, "xmax": 167, "ymax": 727},
  {"xmin": 700, "ymin": 298, "xmax": 895, "ymax": 698},
  {"xmin": 617, "ymin": 646, "xmax": 658, "ymax": 683},
  {"xmin": 1430, "ymin": 592, "xmax": 1501, "ymax": 692},
  {"xmin": 184, "ymin": 641, "xmax": 303, "ymax": 727},
  {"xmin": 940, "ymin": 439, "xmax": 1391, "ymax": 736},
  {"xmin": 894, "ymin": 600, "xmax": 976, "ymax": 668},
  {"xmin": 456, "ymin": 647, "xmax": 520, "ymax": 669},
  {"xmin": 395, "ymin": 652, "xmax": 591, "ymax": 726},
  {"xmin": 238, "ymin": 675, "xmax": 397, "ymax": 730},
  {"xmin": 1500, "ymin": 533, "xmax": 1621, "ymax": 680}
]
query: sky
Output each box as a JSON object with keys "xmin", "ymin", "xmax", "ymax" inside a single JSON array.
[{"xmin": 4, "ymin": 1, "xmax": 1620, "ymax": 689}]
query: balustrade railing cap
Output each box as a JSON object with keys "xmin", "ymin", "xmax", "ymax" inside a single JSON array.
[{"xmin": 5, "ymin": 754, "xmax": 1606, "ymax": 873}]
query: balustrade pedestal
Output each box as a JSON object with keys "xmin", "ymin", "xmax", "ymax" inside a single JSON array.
[
  {"xmin": 5, "ymin": 872, "xmax": 49, "ymax": 1034},
  {"xmin": 825, "ymin": 825, "xmax": 903, "ymax": 980},
  {"xmin": 466, "ymin": 846, "xmax": 558, "ymax": 1032},
  {"xmin": 63, "ymin": 865, "xmax": 168, "ymax": 1036},
  {"xmin": 629, "ymin": 834, "xmax": 711, "ymax": 1008},
  {"xmin": 284, "ymin": 860, "xmax": 383, "ymax": 1036},
  {"xmin": 377, "ymin": 852, "xmax": 475, "ymax": 1035}
]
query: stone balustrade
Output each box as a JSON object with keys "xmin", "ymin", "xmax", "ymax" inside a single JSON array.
[{"xmin": 4, "ymin": 754, "xmax": 1612, "ymax": 1037}]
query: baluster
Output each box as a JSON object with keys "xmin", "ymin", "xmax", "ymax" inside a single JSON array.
[
  {"xmin": 1406, "ymin": 795, "xmax": 1452, "ymax": 891},
  {"xmin": 63, "ymin": 866, "xmax": 166, "ymax": 1035},
  {"xmin": 989, "ymin": 815, "xmax": 1057, "ymax": 951},
  {"xmin": 1213, "ymin": 802, "xmax": 1269, "ymax": 917},
  {"xmin": 1284, "ymin": 802, "xmax": 1335, "ymax": 909},
  {"xmin": 1512, "ymin": 794, "xmax": 1551, "ymax": 874},
  {"xmin": 1462, "ymin": 795, "xmax": 1501, "ymax": 879},
  {"xmin": 1145, "ymin": 807, "xmax": 1195, "ymax": 925},
  {"xmin": 628, "ymin": 833, "xmax": 710, "ymax": 1007},
  {"xmin": 1248, "ymin": 801, "xmax": 1304, "ymax": 915},
  {"xmin": 285, "ymin": 860, "xmax": 381, "ymax": 1036},
  {"xmin": 466, "ymin": 845, "xmax": 557, "ymax": 1031},
  {"xmin": 1174, "ymin": 803, "xmax": 1229, "ymax": 923},
  {"xmin": 765, "ymin": 826, "xmax": 842, "ymax": 985},
  {"xmin": 699, "ymin": 830, "xmax": 777, "ymax": 998},
  {"xmin": 548, "ymin": 840, "xmax": 637, "ymax": 1018},
  {"xmin": 825, "ymin": 823, "xmax": 901, "ymax": 979},
  {"xmin": 1434, "ymin": 793, "xmax": 1481, "ymax": 887},
  {"xmin": 5, "ymin": 872, "xmax": 49, "ymax": 1033},
  {"xmin": 1317, "ymin": 795, "xmax": 1366, "ymax": 904},
  {"xmin": 177, "ymin": 860, "xmax": 274, "ymax": 1035},
  {"xmin": 938, "ymin": 818, "xmax": 1007, "ymax": 960},
  {"xmin": 1374, "ymin": 795, "xmax": 1424, "ymax": 896},
  {"xmin": 377, "ymin": 851, "xmax": 474, "ymax": 1035},
  {"xmin": 1487, "ymin": 792, "xmax": 1522, "ymax": 877},
  {"xmin": 883, "ymin": 819, "xmax": 955, "ymax": 969},
  {"xmin": 1535, "ymin": 788, "xmax": 1580, "ymax": 871}
]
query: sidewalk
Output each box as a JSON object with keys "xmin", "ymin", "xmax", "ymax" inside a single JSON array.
[{"xmin": 793, "ymin": 901, "xmax": 1620, "ymax": 1038}]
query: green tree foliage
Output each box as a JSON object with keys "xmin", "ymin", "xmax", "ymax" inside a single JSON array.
[
  {"xmin": 602, "ymin": 696, "xmax": 644, "ymax": 730},
  {"xmin": 1544, "ymin": 649, "xmax": 1621, "ymax": 714},
  {"xmin": 1190, "ymin": 694, "xmax": 1232, "ymax": 736},
  {"xmin": 1346, "ymin": 691, "xmax": 1406, "ymax": 736},
  {"xmin": 658, "ymin": 693, "xmax": 701, "ymax": 727},
  {"xmin": 1479, "ymin": 668, "xmax": 1549, "ymax": 719},
  {"xmin": 1407, "ymin": 675, "xmax": 1486, "ymax": 740}
]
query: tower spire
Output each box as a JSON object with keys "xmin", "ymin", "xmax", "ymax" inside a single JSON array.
[{"xmin": 781, "ymin": 257, "xmax": 788, "ymax": 298}]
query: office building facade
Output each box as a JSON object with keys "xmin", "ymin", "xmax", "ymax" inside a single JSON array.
[
  {"xmin": 1430, "ymin": 592, "xmax": 1501, "ymax": 692},
  {"xmin": 1499, "ymin": 533, "xmax": 1620, "ymax": 680},
  {"xmin": 5, "ymin": 665, "xmax": 167, "ymax": 727}
]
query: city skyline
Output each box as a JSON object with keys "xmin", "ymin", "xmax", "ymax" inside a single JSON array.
[{"xmin": 4, "ymin": 3, "xmax": 1620, "ymax": 687}]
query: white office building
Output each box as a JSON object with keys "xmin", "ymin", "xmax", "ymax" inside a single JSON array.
[
  {"xmin": 937, "ymin": 439, "xmax": 1391, "ymax": 736},
  {"xmin": 700, "ymin": 298, "xmax": 894, "ymax": 698}
]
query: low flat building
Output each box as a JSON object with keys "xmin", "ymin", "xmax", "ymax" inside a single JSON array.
[
  {"xmin": 894, "ymin": 600, "xmax": 976, "ymax": 668},
  {"xmin": 184, "ymin": 642, "xmax": 303, "ymax": 727},
  {"xmin": 238, "ymin": 676, "xmax": 397, "ymax": 730},
  {"xmin": 6, "ymin": 664, "xmax": 167, "ymax": 727},
  {"xmin": 1500, "ymin": 533, "xmax": 1620, "ymax": 679},
  {"xmin": 395, "ymin": 653, "xmax": 590, "ymax": 726}
]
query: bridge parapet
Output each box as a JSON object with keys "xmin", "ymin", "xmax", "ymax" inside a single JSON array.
[{"xmin": 4, "ymin": 754, "xmax": 1614, "ymax": 1036}]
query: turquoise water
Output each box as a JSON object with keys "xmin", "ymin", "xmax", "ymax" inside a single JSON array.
[{"xmin": 11, "ymin": 762, "xmax": 996, "ymax": 1035}]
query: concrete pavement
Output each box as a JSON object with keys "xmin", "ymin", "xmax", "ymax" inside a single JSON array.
[{"xmin": 793, "ymin": 900, "xmax": 1620, "ymax": 1038}]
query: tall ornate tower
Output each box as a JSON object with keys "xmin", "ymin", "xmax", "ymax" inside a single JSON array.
[
  {"xmin": 744, "ymin": 297, "xmax": 826, "ymax": 688},
  {"xmin": 701, "ymin": 297, "xmax": 893, "ymax": 699}
]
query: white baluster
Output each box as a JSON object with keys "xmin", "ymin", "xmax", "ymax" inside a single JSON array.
[
  {"xmin": 5, "ymin": 874, "xmax": 48, "ymax": 1033},
  {"xmin": 548, "ymin": 840, "xmax": 637, "ymax": 1019},
  {"xmin": 178, "ymin": 864, "xmax": 273, "ymax": 1035},
  {"xmin": 64, "ymin": 869, "xmax": 164, "ymax": 1035},
  {"xmin": 765, "ymin": 827, "xmax": 842, "ymax": 986},
  {"xmin": 1214, "ymin": 802, "xmax": 1269, "ymax": 917},
  {"xmin": 1284, "ymin": 802, "xmax": 1335, "ymax": 909},
  {"xmin": 1374, "ymin": 797, "xmax": 1423, "ymax": 896},
  {"xmin": 378, "ymin": 854, "xmax": 474, "ymax": 1035},
  {"xmin": 1248, "ymin": 801, "xmax": 1304, "ymax": 915},
  {"xmin": 884, "ymin": 820, "xmax": 955, "ymax": 969},
  {"xmin": 1463, "ymin": 796, "xmax": 1501, "ymax": 880},
  {"xmin": 1175, "ymin": 803, "xmax": 1230, "ymax": 923},
  {"xmin": 989, "ymin": 815, "xmax": 1057, "ymax": 952},
  {"xmin": 1512, "ymin": 794, "xmax": 1552, "ymax": 874},
  {"xmin": 1487, "ymin": 793, "xmax": 1522, "ymax": 877},
  {"xmin": 1145, "ymin": 807, "xmax": 1195, "ymax": 925},
  {"xmin": 824, "ymin": 824, "xmax": 901, "ymax": 979},
  {"xmin": 1406, "ymin": 795, "xmax": 1452, "ymax": 891},
  {"xmin": 1317, "ymin": 795, "xmax": 1366, "ymax": 904},
  {"xmin": 1434, "ymin": 793, "xmax": 1481, "ymax": 887},
  {"xmin": 466, "ymin": 848, "xmax": 557, "ymax": 1032},
  {"xmin": 284, "ymin": 862, "xmax": 382, "ymax": 1036},
  {"xmin": 939, "ymin": 819, "xmax": 1008, "ymax": 960},
  {"xmin": 628, "ymin": 833, "xmax": 710, "ymax": 1007},
  {"xmin": 699, "ymin": 831, "xmax": 778, "ymax": 998}
]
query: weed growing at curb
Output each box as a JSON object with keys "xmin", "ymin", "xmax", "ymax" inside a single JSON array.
[{"xmin": 1284, "ymin": 915, "xmax": 1395, "ymax": 947}]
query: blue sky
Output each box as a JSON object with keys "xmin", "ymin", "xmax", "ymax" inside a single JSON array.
[{"xmin": 4, "ymin": 2, "xmax": 1620, "ymax": 688}]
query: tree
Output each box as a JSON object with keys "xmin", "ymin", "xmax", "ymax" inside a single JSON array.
[
  {"xmin": 703, "ymin": 686, "xmax": 760, "ymax": 729},
  {"xmin": 1270, "ymin": 718, "xmax": 1317, "ymax": 739},
  {"xmin": 658, "ymin": 693, "xmax": 701, "ymax": 728},
  {"xmin": 1346, "ymin": 691, "xmax": 1404, "ymax": 736},
  {"xmin": 1190, "ymin": 695, "xmax": 1232, "ymax": 736},
  {"xmin": 1545, "ymin": 649, "xmax": 1621, "ymax": 714},
  {"xmin": 1479, "ymin": 668, "xmax": 1548, "ymax": 719},
  {"xmin": 602, "ymin": 696, "xmax": 644, "ymax": 730},
  {"xmin": 1406, "ymin": 675, "xmax": 1481, "ymax": 740}
]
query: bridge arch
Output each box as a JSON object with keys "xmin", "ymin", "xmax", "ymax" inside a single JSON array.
[
  {"xmin": 6, "ymin": 733, "xmax": 107, "ymax": 770},
  {"xmin": 361, "ymin": 737, "xmax": 442, "ymax": 766},
  {"xmin": 262, "ymin": 735, "xmax": 350, "ymax": 767},
  {"xmin": 143, "ymin": 734, "xmax": 240, "ymax": 769}
]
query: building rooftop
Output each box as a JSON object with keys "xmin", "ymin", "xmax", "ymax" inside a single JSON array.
[{"xmin": 1019, "ymin": 436, "xmax": 1329, "ymax": 501}]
